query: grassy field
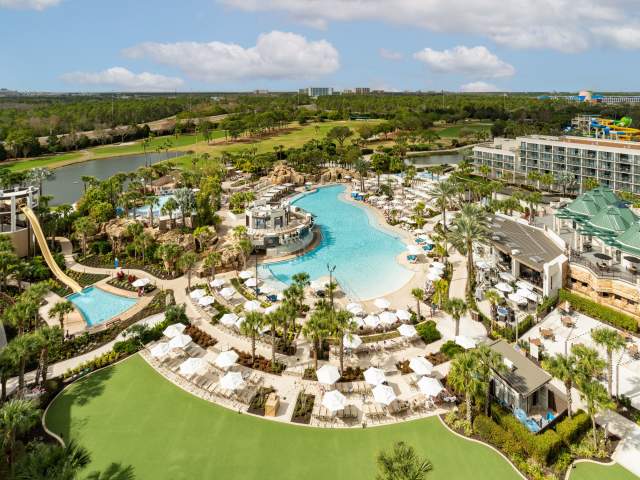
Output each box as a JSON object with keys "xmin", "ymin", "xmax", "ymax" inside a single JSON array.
[
  {"xmin": 45, "ymin": 355, "xmax": 520, "ymax": 480},
  {"xmin": 435, "ymin": 123, "xmax": 492, "ymax": 138},
  {"xmin": 569, "ymin": 462, "xmax": 637, "ymax": 480}
]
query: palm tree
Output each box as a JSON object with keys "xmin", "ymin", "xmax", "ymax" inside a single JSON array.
[
  {"xmin": 0, "ymin": 399, "xmax": 39, "ymax": 471},
  {"xmin": 376, "ymin": 441, "xmax": 433, "ymax": 480},
  {"xmin": 428, "ymin": 180, "xmax": 457, "ymax": 231},
  {"xmin": 73, "ymin": 217, "xmax": 97, "ymax": 257},
  {"xmin": 265, "ymin": 308, "xmax": 285, "ymax": 369},
  {"xmin": 579, "ymin": 379, "xmax": 614, "ymax": 448},
  {"xmin": 174, "ymin": 187, "xmax": 196, "ymax": 228},
  {"xmin": 203, "ymin": 251, "xmax": 222, "ymax": 284},
  {"xmin": 483, "ymin": 289, "xmax": 502, "ymax": 333},
  {"xmin": 542, "ymin": 353, "xmax": 578, "ymax": 417},
  {"xmin": 85, "ymin": 462, "xmax": 136, "ymax": 480},
  {"xmin": 240, "ymin": 311, "xmax": 265, "ymax": 363},
  {"xmin": 48, "ymin": 300, "xmax": 74, "ymax": 340},
  {"xmin": 156, "ymin": 243, "xmax": 181, "ymax": 273},
  {"xmin": 572, "ymin": 344, "xmax": 606, "ymax": 382},
  {"xmin": 591, "ymin": 328, "xmax": 625, "ymax": 398},
  {"xmin": 526, "ymin": 191, "xmax": 542, "ymax": 224},
  {"xmin": 178, "ymin": 251, "xmax": 199, "ymax": 290},
  {"xmin": 354, "ymin": 158, "xmax": 368, "ymax": 192},
  {"xmin": 411, "ymin": 288, "xmax": 425, "ymax": 321},
  {"xmin": 448, "ymin": 351, "xmax": 482, "ymax": 425},
  {"xmin": 449, "ymin": 205, "xmax": 489, "ymax": 295},
  {"xmin": 332, "ymin": 309, "xmax": 355, "ymax": 374},
  {"xmin": 431, "ymin": 279, "xmax": 449, "ymax": 310},
  {"xmin": 144, "ymin": 196, "xmax": 159, "ymax": 226},
  {"xmin": 161, "ymin": 197, "xmax": 179, "ymax": 229},
  {"xmin": 14, "ymin": 440, "xmax": 91, "ymax": 480},
  {"xmin": 302, "ymin": 309, "xmax": 331, "ymax": 370},
  {"xmin": 444, "ymin": 298, "xmax": 467, "ymax": 337},
  {"xmin": 6, "ymin": 333, "xmax": 38, "ymax": 392},
  {"xmin": 472, "ymin": 345, "xmax": 506, "ymax": 416},
  {"xmin": 0, "ymin": 250, "xmax": 18, "ymax": 291},
  {"xmin": 0, "ymin": 348, "xmax": 15, "ymax": 403},
  {"xmin": 34, "ymin": 326, "xmax": 62, "ymax": 387}
]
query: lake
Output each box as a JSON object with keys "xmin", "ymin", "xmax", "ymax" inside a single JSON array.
[
  {"xmin": 405, "ymin": 152, "xmax": 463, "ymax": 166},
  {"xmin": 44, "ymin": 151, "xmax": 183, "ymax": 205}
]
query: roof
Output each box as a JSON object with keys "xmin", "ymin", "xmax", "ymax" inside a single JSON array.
[
  {"xmin": 488, "ymin": 216, "xmax": 564, "ymax": 271},
  {"xmin": 616, "ymin": 222, "xmax": 640, "ymax": 252},
  {"xmin": 588, "ymin": 205, "xmax": 637, "ymax": 233},
  {"xmin": 565, "ymin": 195, "xmax": 599, "ymax": 218},
  {"xmin": 489, "ymin": 340, "xmax": 552, "ymax": 397}
]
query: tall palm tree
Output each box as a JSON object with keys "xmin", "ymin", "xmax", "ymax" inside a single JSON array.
[
  {"xmin": 161, "ymin": 197, "xmax": 179, "ymax": 229},
  {"xmin": 449, "ymin": 204, "xmax": 489, "ymax": 296},
  {"xmin": 34, "ymin": 326, "xmax": 62, "ymax": 386},
  {"xmin": 472, "ymin": 345, "xmax": 506, "ymax": 416},
  {"xmin": 144, "ymin": 196, "xmax": 160, "ymax": 226},
  {"xmin": 0, "ymin": 250, "xmax": 19, "ymax": 291},
  {"xmin": 354, "ymin": 158, "xmax": 368, "ymax": 192},
  {"xmin": 203, "ymin": 251, "xmax": 222, "ymax": 284},
  {"xmin": 429, "ymin": 180, "xmax": 457, "ymax": 231},
  {"xmin": 14, "ymin": 440, "xmax": 91, "ymax": 480},
  {"xmin": 448, "ymin": 351, "xmax": 482, "ymax": 425},
  {"xmin": 483, "ymin": 289, "xmax": 502, "ymax": 333},
  {"xmin": 591, "ymin": 328, "xmax": 625, "ymax": 398},
  {"xmin": 302, "ymin": 309, "xmax": 331, "ymax": 370},
  {"xmin": 6, "ymin": 333, "xmax": 38, "ymax": 392},
  {"xmin": 376, "ymin": 441, "xmax": 433, "ymax": 480},
  {"xmin": 240, "ymin": 311, "xmax": 265, "ymax": 363},
  {"xmin": 411, "ymin": 288, "xmax": 425, "ymax": 321},
  {"xmin": 0, "ymin": 398, "xmax": 39, "ymax": 470},
  {"xmin": 431, "ymin": 279, "xmax": 449, "ymax": 310},
  {"xmin": 0, "ymin": 348, "xmax": 15, "ymax": 403},
  {"xmin": 572, "ymin": 344, "xmax": 606, "ymax": 383},
  {"xmin": 178, "ymin": 251, "xmax": 199, "ymax": 290},
  {"xmin": 332, "ymin": 309, "xmax": 356, "ymax": 374},
  {"xmin": 265, "ymin": 308, "xmax": 285, "ymax": 369},
  {"xmin": 444, "ymin": 298, "xmax": 468, "ymax": 337},
  {"xmin": 578, "ymin": 379, "xmax": 614, "ymax": 448},
  {"xmin": 48, "ymin": 300, "xmax": 74, "ymax": 340},
  {"xmin": 542, "ymin": 353, "xmax": 577, "ymax": 417},
  {"xmin": 73, "ymin": 217, "xmax": 97, "ymax": 258}
]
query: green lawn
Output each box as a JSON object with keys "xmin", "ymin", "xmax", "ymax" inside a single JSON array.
[
  {"xmin": 45, "ymin": 355, "xmax": 519, "ymax": 480},
  {"xmin": 435, "ymin": 123, "xmax": 491, "ymax": 138},
  {"xmin": 569, "ymin": 462, "xmax": 637, "ymax": 480}
]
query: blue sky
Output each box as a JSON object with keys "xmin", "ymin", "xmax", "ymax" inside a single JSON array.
[{"xmin": 1, "ymin": 0, "xmax": 639, "ymax": 93}]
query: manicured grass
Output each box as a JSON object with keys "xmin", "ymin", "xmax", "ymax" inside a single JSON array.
[
  {"xmin": 435, "ymin": 123, "xmax": 491, "ymax": 138},
  {"xmin": 45, "ymin": 355, "xmax": 519, "ymax": 480},
  {"xmin": 5, "ymin": 151, "xmax": 86, "ymax": 172},
  {"xmin": 569, "ymin": 462, "xmax": 637, "ymax": 480}
]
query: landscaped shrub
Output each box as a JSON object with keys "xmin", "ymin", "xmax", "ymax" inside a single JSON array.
[
  {"xmin": 559, "ymin": 289, "xmax": 638, "ymax": 333},
  {"xmin": 536, "ymin": 293, "xmax": 559, "ymax": 319},
  {"xmin": 416, "ymin": 320, "xmax": 441, "ymax": 344},
  {"xmin": 440, "ymin": 340, "xmax": 464, "ymax": 359},
  {"xmin": 473, "ymin": 414, "xmax": 515, "ymax": 451},
  {"xmin": 555, "ymin": 411, "xmax": 590, "ymax": 445}
]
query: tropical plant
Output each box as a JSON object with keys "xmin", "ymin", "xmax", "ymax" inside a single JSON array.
[
  {"xmin": 449, "ymin": 204, "xmax": 489, "ymax": 295},
  {"xmin": 156, "ymin": 243, "xmax": 181, "ymax": 273},
  {"xmin": 14, "ymin": 440, "xmax": 91, "ymax": 480},
  {"xmin": 5, "ymin": 333, "xmax": 38, "ymax": 392},
  {"xmin": 202, "ymin": 251, "xmax": 222, "ymax": 284},
  {"xmin": 448, "ymin": 351, "xmax": 482, "ymax": 425},
  {"xmin": 177, "ymin": 251, "xmax": 199, "ymax": 290},
  {"xmin": 444, "ymin": 298, "xmax": 468, "ymax": 337},
  {"xmin": 240, "ymin": 311, "xmax": 265, "ymax": 362},
  {"xmin": 428, "ymin": 180, "xmax": 457, "ymax": 231},
  {"xmin": 161, "ymin": 196, "xmax": 179, "ymax": 229},
  {"xmin": 48, "ymin": 300, "xmax": 74, "ymax": 340},
  {"xmin": 543, "ymin": 353, "xmax": 578, "ymax": 417},
  {"xmin": 73, "ymin": 217, "xmax": 97, "ymax": 257},
  {"xmin": 302, "ymin": 309, "xmax": 331, "ymax": 370},
  {"xmin": 484, "ymin": 289, "xmax": 502, "ymax": 333},
  {"xmin": 332, "ymin": 309, "xmax": 356, "ymax": 374},
  {"xmin": 472, "ymin": 345, "xmax": 506, "ymax": 416},
  {"xmin": 0, "ymin": 398, "xmax": 39, "ymax": 471},
  {"xmin": 590, "ymin": 328, "xmax": 625, "ymax": 398},
  {"xmin": 578, "ymin": 379, "xmax": 614, "ymax": 448},
  {"xmin": 376, "ymin": 441, "xmax": 433, "ymax": 480}
]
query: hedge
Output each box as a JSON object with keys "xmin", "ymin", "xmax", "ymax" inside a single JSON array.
[
  {"xmin": 416, "ymin": 320, "xmax": 441, "ymax": 344},
  {"xmin": 559, "ymin": 289, "xmax": 638, "ymax": 333},
  {"xmin": 555, "ymin": 410, "xmax": 590, "ymax": 445}
]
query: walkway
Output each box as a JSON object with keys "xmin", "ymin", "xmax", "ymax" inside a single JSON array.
[
  {"xmin": 596, "ymin": 409, "xmax": 640, "ymax": 477},
  {"xmin": 448, "ymin": 250, "xmax": 468, "ymax": 300}
]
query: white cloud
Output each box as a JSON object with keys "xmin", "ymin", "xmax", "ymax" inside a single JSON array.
[
  {"xmin": 592, "ymin": 25, "xmax": 640, "ymax": 49},
  {"xmin": 0, "ymin": 0, "xmax": 61, "ymax": 9},
  {"xmin": 379, "ymin": 48, "xmax": 403, "ymax": 61},
  {"xmin": 123, "ymin": 31, "xmax": 339, "ymax": 83},
  {"xmin": 220, "ymin": 0, "xmax": 637, "ymax": 52},
  {"xmin": 460, "ymin": 81, "xmax": 499, "ymax": 93},
  {"xmin": 414, "ymin": 46, "xmax": 515, "ymax": 78},
  {"xmin": 61, "ymin": 67, "xmax": 184, "ymax": 91}
]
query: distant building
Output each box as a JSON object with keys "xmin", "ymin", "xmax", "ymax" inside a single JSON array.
[
  {"xmin": 539, "ymin": 90, "xmax": 640, "ymax": 105},
  {"xmin": 354, "ymin": 87, "xmax": 370, "ymax": 95},
  {"xmin": 299, "ymin": 87, "xmax": 333, "ymax": 98}
]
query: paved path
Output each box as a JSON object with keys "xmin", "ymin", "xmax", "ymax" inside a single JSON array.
[
  {"xmin": 448, "ymin": 250, "xmax": 468, "ymax": 300},
  {"xmin": 596, "ymin": 409, "xmax": 640, "ymax": 477}
]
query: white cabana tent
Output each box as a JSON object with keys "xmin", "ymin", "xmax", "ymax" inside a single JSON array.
[
  {"xmin": 374, "ymin": 298, "xmax": 391, "ymax": 310},
  {"xmin": 219, "ymin": 287, "xmax": 235, "ymax": 299},
  {"xmin": 220, "ymin": 313, "xmax": 239, "ymax": 327},
  {"xmin": 379, "ymin": 311, "xmax": 397, "ymax": 326},
  {"xmin": 364, "ymin": 367, "xmax": 386, "ymax": 386},
  {"xmin": 189, "ymin": 289, "xmax": 206, "ymax": 300},
  {"xmin": 198, "ymin": 296, "xmax": 215, "ymax": 307},
  {"xmin": 245, "ymin": 277, "xmax": 259, "ymax": 288},
  {"xmin": 132, "ymin": 278, "xmax": 150, "ymax": 288},
  {"xmin": 220, "ymin": 371, "xmax": 245, "ymax": 390},
  {"xmin": 418, "ymin": 377, "xmax": 444, "ymax": 397},
  {"xmin": 316, "ymin": 365, "xmax": 341, "ymax": 385},
  {"xmin": 431, "ymin": 261, "xmax": 445, "ymax": 269},
  {"xmin": 373, "ymin": 384, "xmax": 396, "ymax": 405},
  {"xmin": 215, "ymin": 350, "xmax": 239, "ymax": 369},
  {"xmin": 163, "ymin": 323, "xmax": 186, "ymax": 338},
  {"xmin": 395, "ymin": 309, "xmax": 411, "ymax": 321},
  {"xmin": 409, "ymin": 356, "xmax": 433, "ymax": 376},
  {"xmin": 455, "ymin": 335, "xmax": 477, "ymax": 350},
  {"xmin": 494, "ymin": 282, "xmax": 514, "ymax": 293},
  {"xmin": 343, "ymin": 334, "xmax": 363, "ymax": 349},
  {"xmin": 427, "ymin": 272, "xmax": 442, "ymax": 282},
  {"xmin": 499, "ymin": 272, "xmax": 516, "ymax": 282},
  {"xmin": 169, "ymin": 334, "xmax": 192, "ymax": 350},
  {"xmin": 398, "ymin": 324, "xmax": 418, "ymax": 338},
  {"xmin": 150, "ymin": 342, "xmax": 170, "ymax": 358},
  {"xmin": 179, "ymin": 357, "xmax": 207, "ymax": 376},
  {"xmin": 238, "ymin": 270, "xmax": 253, "ymax": 280},
  {"xmin": 243, "ymin": 300, "xmax": 263, "ymax": 312},
  {"xmin": 364, "ymin": 314, "xmax": 381, "ymax": 328},
  {"xmin": 322, "ymin": 390, "xmax": 346, "ymax": 412},
  {"xmin": 406, "ymin": 245, "xmax": 421, "ymax": 255},
  {"xmin": 210, "ymin": 278, "xmax": 225, "ymax": 288}
]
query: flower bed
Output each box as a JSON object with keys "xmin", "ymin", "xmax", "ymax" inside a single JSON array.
[
  {"xmin": 395, "ymin": 360, "xmax": 412, "ymax": 374},
  {"xmin": 291, "ymin": 392, "xmax": 315, "ymax": 424},
  {"xmin": 302, "ymin": 366, "xmax": 364, "ymax": 382},
  {"xmin": 107, "ymin": 273, "xmax": 157, "ymax": 294},
  {"xmin": 184, "ymin": 324, "xmax": 217, "ymax": 348},
  {"xmin": 79, "ymin": 254, "xmax": 180, "ymax": 280},
  {"xmin": 247, "ymin": 387, "xmax": 275, "ymax": 416},
  {"xmin": 234, "ymin": 350, "xmax": 286, "ymax": 375}
]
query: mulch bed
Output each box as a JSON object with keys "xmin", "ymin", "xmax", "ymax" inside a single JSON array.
[
  {"xmin": 247, "ymin": 387, "xmax": 275, "ymax": 416},
  {"xmin": 291, "ymin": 393, "xmax": 315, "ymax": 424},
  {"xmin": 184, "ymin": 324, "xmax": 217, "ymax": 349}
]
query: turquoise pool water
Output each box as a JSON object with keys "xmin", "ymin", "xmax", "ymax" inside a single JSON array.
[
  {"xmin": 132, "ymin": 194, "xmax": 176, "ymax": 218},
  {"xmin": 260, "ymin": 185, "xmax": 412, "ymax": 300},
  {"xmin": 68, "ymin": 286, "xmax": 138, "ymax": 327}
]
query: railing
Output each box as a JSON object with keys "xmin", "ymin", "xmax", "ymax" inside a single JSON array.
[{"xmin": 570, "ymin": 255, "xmax": 639, "ymax": 286}]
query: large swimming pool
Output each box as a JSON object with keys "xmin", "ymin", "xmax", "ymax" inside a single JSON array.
[
  {"xmin": 68, "ymin": 286, "xmax": 138, "ymax": 327},
  {"xmin": 260, "ymin": 185, "xmax": 412, "ymax": 300},
  {"xmin": 131, "ymin": 194, "xmax": 176, "ymax": 218}
]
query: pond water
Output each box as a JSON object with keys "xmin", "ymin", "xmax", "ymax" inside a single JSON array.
[
  {"xmin": 44, "ymin": 151, "xmax": 183, "ymax": 205},
  {"xmin": 405, "ymin": 152, "xmax": 463, "ymax": 166}
]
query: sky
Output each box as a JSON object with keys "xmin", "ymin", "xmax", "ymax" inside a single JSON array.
[{"xmin": 2, "ymin": 0, "xmax": 640, "ymax": 93}]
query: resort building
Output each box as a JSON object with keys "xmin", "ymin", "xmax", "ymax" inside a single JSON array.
[
  {"xmin": 0, "ymin": 185, "xmax": 39, "ymax": 257},
  {"xmin": 245, "ymin": 201, "xmax": 315, "ymax": 257},
  {"xmin": 553, "ymin": 187, "xmax": 640, "ymax": 319},
  {"xmin": 473, "ymin": 135, "xmax": 640, "ymax": 194},
  {"xmin": 299, "ymin": 87, "xmax": 333, "ymax": 98},
  {"xmin": 486, "ymin": 214, "xmax": 568, "ymax": 298},
  {"xmin": 488, "ymin": 340, "xmax": 567, "ymax": 433}
]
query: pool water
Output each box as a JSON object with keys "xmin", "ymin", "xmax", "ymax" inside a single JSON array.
[
  {"xmin": 260, "ymin": 185, "xmax": 412, "ymax": 300},
  {"xmin": 132, "ymin": 194, "xmax": 176, "ymax": 218},
  {"xmin": 68, "ymin": 286, "xmax": 138, "ymax": 327}
]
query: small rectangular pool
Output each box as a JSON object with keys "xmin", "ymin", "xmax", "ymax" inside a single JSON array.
[{"xmin": 68, "ymin": 286, "xmax": 138, "ymax": 327}]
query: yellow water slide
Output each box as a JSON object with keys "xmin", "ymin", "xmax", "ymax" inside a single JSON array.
[{"xmin": 21, "ymin": 206, "xmax": 82, "ymax": 293}]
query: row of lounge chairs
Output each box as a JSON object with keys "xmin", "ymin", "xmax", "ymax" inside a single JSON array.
[
  {"xmin": 312, "ymin": 404, "xmax": 358, "ymax": 422},
  {"xmin": 334, "ymin": 381, "xmax": 372, "ymax": 395}
]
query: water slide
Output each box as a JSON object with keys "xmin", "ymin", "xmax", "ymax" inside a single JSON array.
[{"xmin": 21, "ymin": 206, "xmax": 83, "ymax": 293}]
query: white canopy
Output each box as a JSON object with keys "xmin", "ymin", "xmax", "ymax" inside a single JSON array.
[
  {"xmin": 475, "ymin": 260, "xmax": 490, "ymax": 270},
  {"xmin": 374, "ymin": 298, "xmax": 391, "ymax": 310},
  {"xmin": 346, "ymin": 303, "xmax": 363, "ymax": 315},
  {"xmin": 515, "ymin": 280, "xmax": 533, "ymax": 290},
  {"xmin": 406, "ymin": 245, "xmax": 421, "ymax": 255},
  {"xmin": 219, "ymin": 287, "xmax": 235, "ymax": 299},
  {"xmin": 132, "ymin": 278, "xmax": 150, "ymax": 288},
  {"xmin": 215, "ymin": 350, "xmax": 239, "ymax": 369},
  {"xmin": 379, "ymin": 311, "xmax": 397, "ymax": 326},
  {"xmin": 316, "ymin": 365, "xmax": 341, "ymax": 385},
  {"xmin": 245, "ymin": 277, "xmax": 259, "ymax": 288},
  {"xmin": 431, "ymin": 261, "xmax": 445, "ymax": 269},
  {"xmin": 353, "ymin": 317, "xmax": 366, "ymax": 329},
  {"xmin": 455, "ymin": 335, "xmax": 476, "ymax": 350},
  {"xmin": 243, "ymin": 300, "xmax": 263, "ymax": 312},
  {"xmin": 163, "ymin": 323, "xmax": 186, "ymax": 338},
  {"xmin": 395, "ymin": 309, "xmax": 411, "ymax": 321},
  {"xmin": 189, "ymin": 289, "xmax": 206, "ymax": 300},
  {"xmin": 198, "ymin": 296, "xmax": 215, "ymax": 307},
  {"xmin": 364, "ymin": 367, "xmax": 386, "ymax": 386},
  {"xmin": 418, "ymin": 376, "xmax": 444, "ymax": 397},
  {"xmin": 427, "ymin": 272, "xmax": 442, "ymax": 282},
  {"xmin": 516, "ymin": 288, "xmax": 539, "ymax": 302},
  {"xmin": 322, "ymin": 390, "xmax": 346, "ymax": 412},
  {"xmin": 168, "ymin": 334, "xmax": 192, "ymax": 350},
  {"xmin": 373, "ymin": 384, "xmax": 396, "ymax": 405},
  {"xmin": 179, "ymin": 357, "xmax": 207, "ymax": 376},
  {"xmin": 150, "ymin": 342, "xmax": 170, "ymax": 358},
  {"xmin": 494, "ymin": 282, "xmax": 514, "ymax": 293},
  {"xmin": 220, "ymin": 371, "xmax": 245, "ymax": 390},
  {"xmin": 220, "ymin": 313, "xmax": 239, "ymax": 327},
  {"xmin": 499, "ymin": 272, "xmax": 516, "ymax": 282},
  {"xmin": 364, "ymin": 314, "xmax": 381, "ymax": 328},
  {"xmin": 508, "ymin": 293, "xmax": 528, "ymax": 305},
  {"xmin": 310, "ymin": 279, "xmax": 327, "ymax": 291},
  {"xmin": 409, "ymin": 356, "xmax": 433, "ymax": 376},
  {"xmin": 238, "ymin": 270, "xmax": 253, "ymax": 280},
  {"xmin": 398, "ymin": 324, "xmax": 418, "ymax": 338},
  {"xmin": 210, "ymin": 278, "xmax": 225, "ymax": 288},
  {"xmin": 343, "ymin": 334, "xmax": 362, "ymax": 349}
]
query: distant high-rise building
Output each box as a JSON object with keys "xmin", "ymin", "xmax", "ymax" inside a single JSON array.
[
  {"xmin": 299, "ymin": 87, "xmax": 333, "ymax": 98},
  {"xmin": 354, "ymin": 87, "xmax": 370, "ymax": 95}
]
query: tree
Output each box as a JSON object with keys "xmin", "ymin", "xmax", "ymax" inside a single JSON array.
[
  {"xmin": 579, "ymin": 379, "xmax": 614, "ymax": 448},
  {"xmin": 265, "ymin": 308, "xmax": 285, "ymax": 369},
  {"xmin": 448, "ymin": 352, "xmax": 482, "ymax": 426},
  {"xmin": 73, "ymin": 217, "xmax": 97, "ymax": 257},
  {"xmin": 354, "ymin": 158, "xmax": 368, "ymax": 192},
  {"xmin": 444, "ymin": 298, "xmax": 467, "ymax": 337},
  {"xmin": 525, "ymin": 191, "xmax": 542, "ymax": 224},
  {"xmin": 0, "ymin": 398, "xmax": 39, "ymax": 471},
  {"xmin": 591, "ymin": 328, "xmax": 625, "ymax": 398},
  {"xmin": 0, "ymin": 250, "xmax": 19, "ymax": 290},
  {"xmin": 376, "ymin": 441, "xmax": 432, "ymax": 480},
  {"xmin": 431, "ymin": 278, "xmax": 449, "ymax": 310},
  {"xmin": 332, "ymin": 309, "xmax": 355, "ymax": 374},
  {"xmin": 583, "ymin": 178, "xmax": 599, "ymax": 192},
  {"xmin": 302, "ymin": 309, "xmax": 331, "ymax": 370},
  {"xmin": 178, "ymin": 251, "xmax": 198, "ymax": 290},
  {"xmin": 449, "ymin": 204, "xmax": 489, "ymax": 296},
  {"xmin": 156, "ymin": 243, "xmax": 181, "ymax": 273},
  {"xmin": 14, "ymin": 440, "xmax": 91, "ymax": 480},
  {"xmin": 5, "ymin": 333, "xmax": 38, "ymax": 393},
  {"xmin": 240, "ymin": 311, "xmax": 265, "ymax": 363},
  {"xmin": 573, "ymin": 344, "xmax": 606, "ymax": 382},
  {"xmin": 34, "ymin": 326, "xmax": 62, "ymax": 386},
  {"xmin": 411, "ymin": 288, "xmax": 424, "ymax": 321},
  {"xmin": 174, "ymin": 187, "xmax": 196, "ymax": 228},
  {"xmin": 542, "ymin": 353, "xmax": 577, "ymax": 417},
  {"xmin": 203, "ymin": 251, "xmax": 222, "ymax": 284},
  {"xmin": 326, "ymin": 126, "xmax": 353, "ymax": 149},
  {"xmin": 48, "ymin": 300, "xmax": 74, "ymax": 340},
  {"xmin": 161, "ymin": 197, "xmax": 179, "ymax": 229},
  {"xmin": 483, "ymin": 289, "xmax": 502, "ymax": 333},
  {"xmin": 472, "ymin": 345, "xmax": 506, "ymax": 416},
  {"xmin": 428, "ymin": 180, "xmax": 456, "ymax": 231},
  {"xmin": 144, "ymin": 196, "xmax": 159, "ymax": 226},
  {"xmin": 0, "ymin": 348, "xmax": 15, "ymax": 403},
  {"xmin": 370, "ymin": 153, "xmax": 387, "ymax": 189}
]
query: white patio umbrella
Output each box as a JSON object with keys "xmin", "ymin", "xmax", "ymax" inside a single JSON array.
[
  {"xmin": 343, "ymin": 334, "xmax": 362, "ymax": 349},
  {"xmin": 475, "ymin": 260, "xmax": 490, "ymax": 270},
  {"xmin": 455, "ymin": 335, "xmax": 476, "ymax": 350},
  {"xmin": 418, "ymin": 377, "xmax": 444, "ymax": 397},
  {"xmin": 163, "ymin": 323, "xmax": 186, "ymax": 338},
  {"xmin": 264, "ymin": 304, "xmax": 280, "ymax": 315},
  {"xmin": 189, "ymin": 289, "xmax": 206, "ymax": 300},
  {"xmin": 310, "ymin": 279, "xmax": 327, "ymax": 291},
  {"xmin": 219, "ymin": 313, "xmax": 239, "ymax": 327},
  {"xmin": 150, "ymin": 342, "xmax": 170, "ymax": 358},
  {"xmin": 210, "ymin": 278, "xmax": 225, "ymax": 288},
  {"xmin": 168, "ymin": 334, "xmax": 192, "ymax": 350},
  {"xmin": 353, "ymin": 317, "xmax": 366, "ymax": 329},
  {"xmin": 373, "ymin": 384, "xmax": 396, "ymax": 405},
  {"xmin": 243, "ymin": 300, "xmax": 263, "ymax": 312},
  {"xmin": 219, "ymin": 287, "xmax": 235, "ymax": 299},
  {"xmin": 499, "ymin": 272, "xmax": 516, "ymax": 282},
  {"xmin": 238, "ymin": 270, "xmax": 253, "ymax": 280},
  {"xmin": 346, "ymin": 302, "xmax": 363, "ymax": 314},
  {"xmin": 215, "ymin": 350, "xmax": 239, "ymax": 369},
  {"xmin": 198, "ymin": 296, "xmax": 215, "ymax": 307},
  {"xmin": 245, "ymin": 277, "xmax": 259, "ymax": 288},
  {"xmin": 364, "ymin": 367, "xmax": 386, "ymax": 386},
  {"xmin": 179, "ymin": 357, "xmax": 207, "ymax": 376},
  {"xmin": 322, "ymin": 390, "xmax": 346, "ymax": 412},
  {"xmin": 515, "ymin": 280, "xmax": 533, "ymax": 290},
  {"xmin": 220, "ymin": 371, "xmax": 245, "ymax": 390},
  {"xmin": 426, "ymin": 272, "xmax": 442, "ymax": 282},
  {"xmin": 516, "ymin": 288, "xmax": 538, "ymax": 302},
  {"xmin": 132, "ymin": 278, "xmax": 150, "ymax": 288},
  {"xmin": 398, "ymin": 324, "xmax": 418, "ymax": 338},
  {"xmin": 431, "ymin": 261, "xmax": 445, "ymax": 269},
  {"xmin": 494, "ymin": 282, "xmax": 514, "ymax": 293},
  {"xmin": 409, "ymin": 356, "xmax": 433, "ymax": 376},
  {"xmin": 374, "ymin": 298, "xmax": 391, "ymax": 310},
  {"xmin": 364, "ymin": 314, "xmax": 381, "ymax": 328},
  {"xmin": 406, "ymin": 245, "xmax": 421, "ymax": 255},
  {"xmin": 379, "ymin": 311, "xmax": 397, "ymax": 326},
  {"xmin": 316, "ymin": 365, "xmax": 341, "ymax": 385},
  {"xmin": 395, "ymin": 309, "xmax": 411, "ymax": 321},
  {"xmin": 508, "ymin": 293, "xmax": 527, "ymax": 305}
]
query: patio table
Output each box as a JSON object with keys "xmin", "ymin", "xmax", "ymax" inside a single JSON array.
[
  {"xmin": 561, "ymin": 316, "xmax": 575, "ymax": 327},
  {"xmin": 529, "ymin": 338, "xmax": 542, "ymax": 347},
  {"xmin": 540, "ymin": 328, "xmax": 554, "ymax": 339}
]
